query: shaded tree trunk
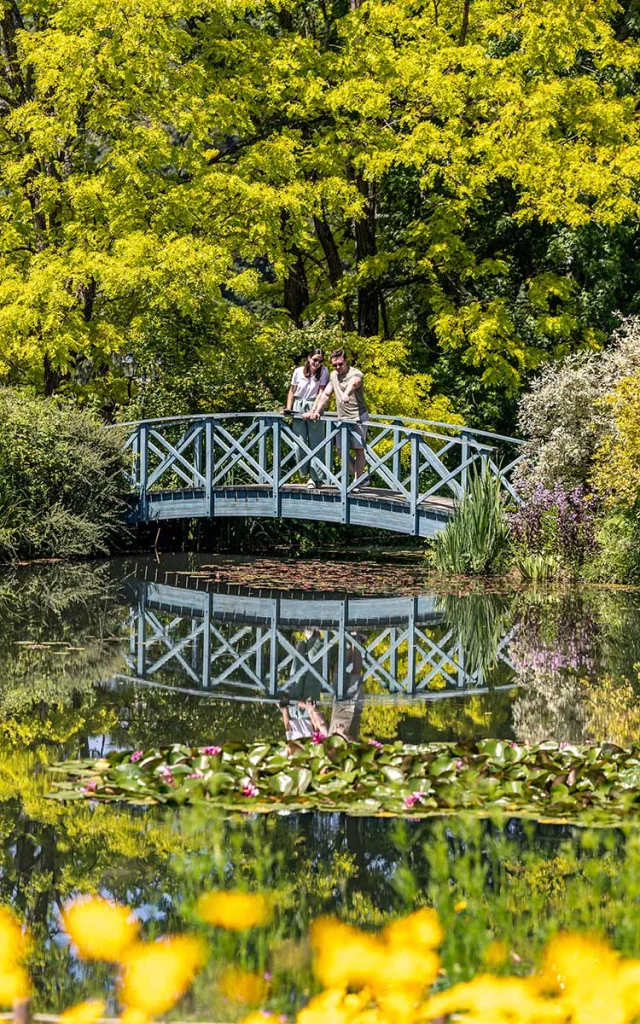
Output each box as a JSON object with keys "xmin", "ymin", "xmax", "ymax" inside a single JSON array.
[
  {"xmin": 43, "ymin": 351, "xmax": 61, "ymax": 396},
  {"xmin": 281, "ymin": 211, "xmax": 310, "ymax": 326},
  {"xmin": 313, "ymin": 210, "xmax": 356, "ymax": 331},
  {"xmin": 353, "ymin": 173, "xmax": 379, "ymax": 337}
]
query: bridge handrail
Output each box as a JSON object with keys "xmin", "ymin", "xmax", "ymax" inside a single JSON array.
[{"xmin": 108, "ymin": 410, "xmax": 523, "ymax": 452}]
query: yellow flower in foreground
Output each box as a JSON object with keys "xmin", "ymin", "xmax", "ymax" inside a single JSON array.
[
  {"xmin": 310, "ymin": 918, "xmax": 383, "ymax": 990},
  {"xmin": 120, "ymin": 936, "xmax": 206, "ymax": 1016},
  {"xmin": 383, "ymin": 908, "xmax": 443, "ymax": 951},
  {"xmin": 58, "ymin": 1000, "xmax": 105, "ymax": 1024},
  {"xmin": 196, "ymin": 890, "xmax": 270, "ymax": 930},
  {"xmin": 0, "ymin": 907, "xmax": 29, "ymax": 1006},
  {"xmin": 219, "ymin": 967, "xmax": 268, "ymax": 1005},
  {"xmin": 0, "ymin": 907, "xmax": 25, "ymax": 967},
  {"xmin": 421, "ymin": 975, "xmax": 558, "ymax": 1023},
  {"xmin": 297, "ymin": 986, "xmax": 372, "ymax": 1024},
  {"xmin": 538, "ymin": 934, "xmax": 627, "ymax": 1024},
  {"xmin": 63, "ymin": 898, "xmax": 139, "ymax": 961},
  {"xmin": 0, "ymin": 968, "xmax": 29, "ymax": 1007}
]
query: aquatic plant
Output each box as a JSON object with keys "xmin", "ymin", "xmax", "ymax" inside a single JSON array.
[
  {"xmin": 432, "ymin": 471, "xmax": 510, "ymax": 576},
  {"xmin": 51, "ymin": 737, "xmax": 640, "ymax": 825}
]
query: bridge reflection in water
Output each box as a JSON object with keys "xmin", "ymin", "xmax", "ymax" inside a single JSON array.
[{"xmin": 120, "ymin": 571, "xmax": 518, "ymax": 705}]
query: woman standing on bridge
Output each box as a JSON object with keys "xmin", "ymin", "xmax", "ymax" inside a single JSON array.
[{"xmin": 283, "ymin": 349, "xmax": 329, "ymax": 489}]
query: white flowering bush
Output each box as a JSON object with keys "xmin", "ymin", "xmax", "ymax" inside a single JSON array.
[{"xmin": 515, "ymin": 316, "xmax": 640, "ymax": 489}]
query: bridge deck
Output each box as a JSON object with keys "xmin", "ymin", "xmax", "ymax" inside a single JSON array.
[{"xmin": 137, "ymin": 483, "xmax": 455, "ymax": 538}]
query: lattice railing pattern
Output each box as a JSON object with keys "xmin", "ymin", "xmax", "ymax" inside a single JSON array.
[{"xmin": 118, "ymin": 413, "xmax": 525, "ymax": 521}]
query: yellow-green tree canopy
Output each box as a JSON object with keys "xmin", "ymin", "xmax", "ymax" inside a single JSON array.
[{"xmin": 1, "ymin": 0, "xmax": 639, "ymax": 417}]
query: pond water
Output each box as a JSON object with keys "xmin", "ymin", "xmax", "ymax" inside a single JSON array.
[{"xmin": 2, "ymin": 554, "xmax": 640, "ymax": 1016}]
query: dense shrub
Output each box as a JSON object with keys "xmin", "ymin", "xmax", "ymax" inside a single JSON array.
[
  {"xmin": 508, "ymin": 483, "xmax": 599, "ymax": 579},
  {"xmin": 515, "ymin": 316, "xmax": 640, "ymax": 489},
  {"xmin": 0, "ymin": 389, "xmax": 125, "ymax": 560}
]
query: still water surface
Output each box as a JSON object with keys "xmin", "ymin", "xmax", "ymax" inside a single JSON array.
[{"xmin": 2, "ymin": 555, "xmax": 640, "ymax": 1015}]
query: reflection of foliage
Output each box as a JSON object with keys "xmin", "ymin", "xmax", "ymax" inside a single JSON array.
[
  {"xmin": 509, "ymin": 587, "xmax": 640, "ymax": 744},
  {"xmin": 436, "ymin": 590, "xmax": 516, "ymax": 680},
  {"xmin": 584, "ymin": 676, "xmax": 640, "ymax": 748}
]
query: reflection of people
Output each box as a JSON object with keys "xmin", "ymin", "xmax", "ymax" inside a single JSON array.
[
  {"xmin": 280, "ymin": 629, "xmax": 326, "ymax": 743},
  {"xmin": 328, "ymin": 636, "xmax": 364, "ymax": 741},
  {"xmin": 280, "ymin": 699, "xmax": 326, "ymax": 742},
  {"xmin": 283, "ymin": 349, "xmax": 329, "ymax": 490}
]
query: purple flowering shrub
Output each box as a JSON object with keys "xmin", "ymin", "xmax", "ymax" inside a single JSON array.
[{"xmin": 508, "ymin": 483, "xmax": 599, "ymax": 573}]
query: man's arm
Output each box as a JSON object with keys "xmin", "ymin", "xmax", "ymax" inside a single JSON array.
[
  {"xmin": 342, "ymin": 371, "xmax": 362, "ymax": 400},
  {"xmin": 305, "ymin": 381, "xmax": 333, "ymax": 420}
]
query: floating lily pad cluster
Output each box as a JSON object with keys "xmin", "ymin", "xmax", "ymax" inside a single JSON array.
[{"xmin": 50, "ymin": 737, "xmax": 640, "ymax": 823}]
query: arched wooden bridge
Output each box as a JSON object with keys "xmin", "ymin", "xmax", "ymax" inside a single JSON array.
[
  {"xmin": 116, "ymin": 413, "xmax": 524, "ymax": 538},
  {"xmin": 116, "ymin": 571, "xmax": 518, "ymax": 701}
]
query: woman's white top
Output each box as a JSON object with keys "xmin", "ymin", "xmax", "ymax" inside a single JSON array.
[{"xmin": 291, "ymin": 365, "xmax": 329, "ymax": 401}]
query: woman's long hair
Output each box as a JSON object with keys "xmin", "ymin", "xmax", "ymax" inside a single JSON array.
[{"xmin": 303, "ymin": 348, "xmax": 325, "ymax": 380}]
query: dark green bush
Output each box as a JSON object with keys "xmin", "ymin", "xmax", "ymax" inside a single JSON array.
[{"xmin": 0, "ymin": 389, "xmax": 126, "ymax": 560}]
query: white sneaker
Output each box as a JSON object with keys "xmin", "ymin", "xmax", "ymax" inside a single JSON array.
[{"xmin": 306, "ymin": 479, "xmax": 318, "ymax": 490}]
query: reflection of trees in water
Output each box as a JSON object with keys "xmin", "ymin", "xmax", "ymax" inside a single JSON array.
[
  {"xmin": 436, "ymin": 591, "xmax": 517, "ymax": 681},
  {"xmin": 509, "ymin": 588, "xmax": 640, "ymax": 744}
]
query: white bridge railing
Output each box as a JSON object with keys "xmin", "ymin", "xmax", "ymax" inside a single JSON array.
[{"xmin": 114, "ymin": 412, "xmax": 525, "ymax": 529}]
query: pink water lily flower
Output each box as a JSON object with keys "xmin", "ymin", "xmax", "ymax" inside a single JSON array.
[
  {"xmin": 242, "ymin": 782, "xmax": 259, "ymax": 797},
  {"xmin": 404, "ymin": 791, "xmax": 426, "ymax": 808},
  {"xmin": 311, "ymin": 731, "xmax": 326, "ymax": 744},
  {"xmin": 130, "ymin": 751, "xmax": 143, "ymax": 763},
  {"xmin": 187, "ymin": 770, "xmax": 204, "ymax": 779},
  {"xmin": 202, "ymin": 745, "xmax": 222, "ymax": 756},
  {"xmin": 368, "ymin": 739, "xmax": 383, "ymax": 749},
  {"xmin": 82, "ymin": 780, "xmax": 98, "ymax": 793}
]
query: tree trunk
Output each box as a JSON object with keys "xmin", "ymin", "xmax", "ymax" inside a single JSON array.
[
  {"xmin": 281, "ymin": 211, "xmax": 310, "ymax": 325},
  {"xmin": 353, "ymin": 173, "xmax": 378, "ymax": 337},
  {"xmin": 313, "ymin": 211, "xmax": 356, "ymax": 331},
  {"xmin": 283, "ymin": 248, "xmax": 310, "ymax": 326},
  {"xmin": 43, "ymin": 351, "xmax": 61, "ymax": 396}
]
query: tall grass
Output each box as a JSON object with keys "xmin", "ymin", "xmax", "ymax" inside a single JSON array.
[{"xmin": 433, "ymin": 470, "xmax": 509, "ymax": 576}]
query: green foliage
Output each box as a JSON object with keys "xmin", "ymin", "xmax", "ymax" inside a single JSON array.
[
  {"xmin": 1, "ymin": 0, "xmax": 640, "ymax": 426},
  {"xmin": 583, "ymin": 512, "xmax": 640, "ymax": 584},
  {"xmin": 52, "ymin": 736, "xmax": 640, "ymax": 826},
  {"xmin": 433, "ymin": 472, "xmax": 510, "ymax": 576},
  {"xmin": 0, "ymin": 388, "xmax": 126, "ymax": 560}
]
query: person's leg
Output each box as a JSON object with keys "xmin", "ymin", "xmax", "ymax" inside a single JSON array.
[
  {"xmin": 290, "ymin": 415, "xmax": 307, "ymax": 482},
  {"xmin": 306, "ymin": 418, "xmax": 325, "ymax": 485},
  {"xmin": 350, "ymin": 423, "xmax": 367, "ymax": 481}
]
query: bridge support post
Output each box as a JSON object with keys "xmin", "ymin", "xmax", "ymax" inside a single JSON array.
[
  {"xmin": 205, "ymin": 419, "xmax": 214, "ymax": 517},
  {"xmin": 138, "ymin": 423, "xmax": 149, "ymax": 522},
  {"xmin": 410, "ymin": 434, "xmax": 420, "ymax": 537},
  {"xmin": 340, "ymin": 422, "xmax": 349, "ymax": 524},
  {"xmin": 461, "ymin": 429, "xmax": 470, "ymax": 496},
  {"xmin": 272, "ymin": 419, "xmax": 281, "ymax": 518}
]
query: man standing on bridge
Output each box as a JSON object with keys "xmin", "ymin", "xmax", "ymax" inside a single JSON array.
[{"xmin": 304, "ymin": 349, "xmax": 369, "ymax": 482}]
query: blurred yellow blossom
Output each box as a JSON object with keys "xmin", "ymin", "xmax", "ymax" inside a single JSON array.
[
  {"xmin": 0, "ymin": 969, "xmax": 29, "ymax": 1006},
  {"xmin": 0, "ymin": 906, "xmax": 29, "ymax": 1006},
  {"xmin": 219, "ymin": 966, "xmax": 269, "ymax": 1005},
  {"xmin": 383, "ymin": 908, "xmax": 443, "ymax": 951},
  {"xmin": 483, "ymin": 940, "xmax": 509, "ymax": 968},
  {"xmin": 196, "ymin": 890, "xmax": 270, "ymax": 930},
  {"xmin": 454, "ymin": 899, "xmax": 468, "ymax": 913},
  {"xmin": 120, "ymin": 936, "xmax": 206, "ymax": 1016},
  {"xmin": 63, "ymin": 898, "xmax": 138, "ymax": 961},
  {"xmin": 58, "ymin": 1000, "xmax": 105, "ymax": 1024},
  {"xmin": 310, "ymin": 918, "xmax": 384, "ymax": 990}
]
